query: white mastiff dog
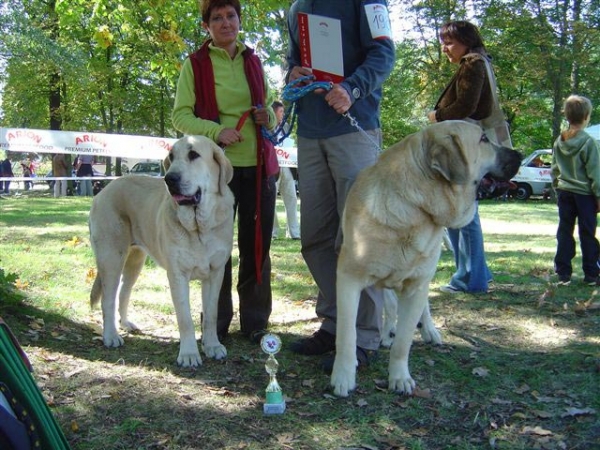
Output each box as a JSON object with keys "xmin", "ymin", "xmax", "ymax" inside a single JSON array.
[
  {"xmin": 331, "ymin": 121, "xmax": 522, "ymax": 397},
  {"xmin": 89, "ymin": 135, "xmax": 234, "ymax": 367}
]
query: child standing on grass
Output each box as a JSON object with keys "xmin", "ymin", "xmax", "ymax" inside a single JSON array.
[{"xmin": 551, "ymin": 95, "xmax": 600, "ymax": 286}]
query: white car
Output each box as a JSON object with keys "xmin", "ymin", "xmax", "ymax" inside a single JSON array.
[
  {"xmin": 129, "ymin": 161, "xmax": 162, "ymax": 177},
  {"xmin": 509, "ymin": 149, "xmax": 552, "ymax": 200}
]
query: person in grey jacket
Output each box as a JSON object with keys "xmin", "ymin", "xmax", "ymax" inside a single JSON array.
[
  {"xmin": 285, "ymin": 0, "xmax": 395, "ymax": 371},
  {"xmin": 551, "ymin": 95, "xmax": 600, "ymax": 286}
]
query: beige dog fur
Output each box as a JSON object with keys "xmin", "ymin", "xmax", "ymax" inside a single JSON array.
[
  {"xmin": 89, "ymin": 135, "xmax": 234, "ymax": 367},
  {"xmin": 331, "ymin": 121, "xmax": 522, "ymax": 397}
]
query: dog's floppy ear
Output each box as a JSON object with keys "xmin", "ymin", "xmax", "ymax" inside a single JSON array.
[
  {"xmin": 211, "ymin": 142, "xmax": 234, "ymax": 195},
  {"xmin": 429, "ymin": 132, "xmax": 471, "ymax": 184}
]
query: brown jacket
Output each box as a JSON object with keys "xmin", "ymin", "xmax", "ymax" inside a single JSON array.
[
  {"xmin": 434, "ymin": 52, "xmax": 493, "ymax": 122},
  {"xmin": 52, "ymin": 154, "xmax": 69, "ymax": 177}
]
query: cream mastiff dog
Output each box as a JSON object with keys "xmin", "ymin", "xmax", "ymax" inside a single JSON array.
[
  {"xmin": 89, "ymin": 135, "xmax": 234, "ymax": 367},
  {"xmin": 331, "ymin": 121, "xmax": 522, "ymax": 397}
]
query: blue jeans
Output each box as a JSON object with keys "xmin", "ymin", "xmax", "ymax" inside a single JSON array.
[
  {"xmin": 447, "ymin": 206, "xmax": 491, "ymax": 293},
  {"xmin": 554, "ymin": 189, "xmax": 600, "ymax": 279}
]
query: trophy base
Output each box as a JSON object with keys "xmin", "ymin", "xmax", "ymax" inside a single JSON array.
[{"xmin": 263, "ymin": 401, "xmax": 286, "ymax": 415}]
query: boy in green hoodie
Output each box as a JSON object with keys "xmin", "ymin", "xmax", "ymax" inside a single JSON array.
[{"xmin": 551, "ymin": 95, "xmax": 600, "ymax": 286}]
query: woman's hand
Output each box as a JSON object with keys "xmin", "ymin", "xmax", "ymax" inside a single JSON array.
[{"xmin": 218, "ymin": 128, "xmax": 243, "ymax": 146}]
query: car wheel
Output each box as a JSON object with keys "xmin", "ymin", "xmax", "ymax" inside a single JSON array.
[{"xmin": 515, "ymin": 183, "xmax": 532, "ymax": 200}]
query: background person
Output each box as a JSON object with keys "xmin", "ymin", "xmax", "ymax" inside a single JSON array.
[
  {"xmin": 52, "ymin": 153, "xmax": 69, "ymax": 198},
  {"xmin": 172, "ymin": 0, "xmax": 278, "ymax": 343},
  {"xmin": 427, "ymin": 20, "xmax": 495, "ymax": 294},
  {"xmin": 271, "ymin": 100, "xmax": 300, "ymax": 240},
  {"xmin": 0, "ymin": 157, "xmax": 14, "ymax": 194},
  {"xmin": 20, "ymin": 162, "xmax": 31, "ymax": 191},
  {"xmin": 75, "ymin": 154, "xmax": 94, "ymax": 196},
  {"xmin": 551, "ymin": 95, "xmax": 600, "ymax": 286},
  {"xmin": 285, "ymin": 0, "xmax": 395, "ymax": 370}
]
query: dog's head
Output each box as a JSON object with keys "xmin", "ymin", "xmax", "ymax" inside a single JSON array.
[
  {"xmin": 420, "ymin": 121, "xmax": 521, "ymax": 227},
  {"xmin": 425, "ymin": 120, "xmax": 521, "ymax": 187},
  {"xmin": 163, "ymin": 136, "xmax": 233, "ymax": 206}
]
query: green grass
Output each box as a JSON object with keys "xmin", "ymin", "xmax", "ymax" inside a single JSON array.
[{"xmin": 1, "ymin": 190, "xmax": 599, "ymax": 450}]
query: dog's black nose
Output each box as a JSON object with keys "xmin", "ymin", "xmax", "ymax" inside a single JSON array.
[{"xmin": 164, "ymin": 172, "xmax": 181, "ymax": 194}]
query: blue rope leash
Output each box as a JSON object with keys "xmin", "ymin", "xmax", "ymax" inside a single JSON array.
[
  {"xmin": 282, "ymin": 76, "xmax": 332, "ymax": 102},
  {"xmin": 262, "ymin": 76, "xmax": 332, "ymax": 145}
]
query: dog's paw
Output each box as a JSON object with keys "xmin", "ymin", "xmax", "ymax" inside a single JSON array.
[
  {"xmin": 419, "ymin": 323, "xmax": 442, "ymax": 345},
  {"xmin": 177, "ymin": 351, "xmax": 203, "ymax": 368},
  {"xmin": 330, "ymin": 360, "xmax": 357, "ymax": 397},
  {"xmin": 120, "ymin": 319, "xmax": 140, "ymax": 332},
  {"xmin": 203, "ymin": 343, "xmax": 227, "ymax": 360},
  {"xmin": 103, "ymin": 331, "xmax": 124, "ymax": 348},
  {"xmin": 388, "ymin": 375, "xmax": 416, "ymax": 395}
]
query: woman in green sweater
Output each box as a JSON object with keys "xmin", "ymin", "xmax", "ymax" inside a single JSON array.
[{"xmin": 172, "ymin": 0, "xmax": 278, "ymax": 343}]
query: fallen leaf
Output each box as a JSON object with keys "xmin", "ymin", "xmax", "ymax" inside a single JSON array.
[
  {"xmin": 561, "ymin": 407, "xmax": 596, "ymax": 417},
  {"xmin": 301, "ymin": 379, "xmax": 315, "ymax": 388},
  {"xmin": 64, "ymin": 368, "xmax": 85, "ymax": 379},
  {"xmin": 15, "ymin": 279, "xmax": 30, "ymax": 290},
  {"xmin": 531, "ymin": 409, "xmax": 553, "ymax": 419},
  {"xmin": 356, "ymin": 398, "xmax": 368, "ymax": 407},
  {"xmin": 472, "ymin": 366, "xmax": 489, "ymax": 377},
  {"xmin": 86, "ymin": 267, "xmax": 97, "ymax": 284},
  {"xmin": 537, "ymin": 289, "xmax": 552, "ymax": 307},
  {"xmin": 67, "ymin": 236, "xmax": 83, "ymax": 247},
  {"xmin": 514, "ymin": 384, "xmax": 530, "ymax": 394},
  {"xmin": 276, "ymin": 433, "xmax": 299, "ymax": 445},
  {"xmin": 521, "ymin": 426, "xmax": 553, "ymax": 436},
  {"xmin": 412, "ymin": 387, "xmax": 432, "ymax": 399}
]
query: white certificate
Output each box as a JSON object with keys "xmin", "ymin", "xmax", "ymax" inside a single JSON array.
[{"xmin": 298, "ymin": 13, "xmax": 344, "ymax": 83}]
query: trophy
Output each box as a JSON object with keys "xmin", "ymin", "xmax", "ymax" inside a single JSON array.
[{"xmin": 260, "ymin": 333, "xmax": 286, "ymax": 415}]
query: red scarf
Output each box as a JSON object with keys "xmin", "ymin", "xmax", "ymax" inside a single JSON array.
[{"xmin": 189, "ymin": 40, "xmax": 273, "ymax": 283}]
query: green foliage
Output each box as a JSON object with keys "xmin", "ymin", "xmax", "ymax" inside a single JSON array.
[
  {"xmin": 0, "ymin": 264, "xmax": 24, "ymax": 305},
  {"xmin": 380, "ymin": 0, "xmax": 600, "ymax": 154},
  {"xmin": 1, "ymin": 0, "xmax": 599, "ymax": 159}
]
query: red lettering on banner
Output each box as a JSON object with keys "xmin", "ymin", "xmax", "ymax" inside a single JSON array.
[
  {"xmin": 276, "ymin": 148, "xmax": 289, "ymax": 160},
  {"xmin": 7, "ymin": 130, "xmax": 42, "ymax": 144},
  {"xmin": 75, "ymin": 134, "xmax": 107, "ymax": 147},
  {"xmin": 151, "ymin": 139, "xmax": 173, "ymax": 152}
]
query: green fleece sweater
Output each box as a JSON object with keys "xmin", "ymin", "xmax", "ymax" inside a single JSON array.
[
  {"xmin": 551, "ymin": 129, "xmax": 600, "ymax": 197},
  {"xmin": 172, "ymin": 41, "xmax": 276, "ymax": 167}
]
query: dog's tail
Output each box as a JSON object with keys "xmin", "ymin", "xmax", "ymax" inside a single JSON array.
[{"xmin": 90, "ymin": 275, "xmax": 102, "ymax": 308}]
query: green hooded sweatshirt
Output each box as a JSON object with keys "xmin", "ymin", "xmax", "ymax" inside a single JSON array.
[{"xmin": 551, "ymin": 130, "xmax": 600, "ymax": 197}]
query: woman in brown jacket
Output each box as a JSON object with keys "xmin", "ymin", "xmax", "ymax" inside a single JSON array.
[{"xmin": 427, "ymin": 20, "xmax": 494, "ymax": 294}]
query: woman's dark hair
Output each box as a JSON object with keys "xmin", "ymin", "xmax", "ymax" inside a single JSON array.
[
  {"xmin": 200, "ymin": 0, "xmax": 241, "ymax": 24},
  {"xmin": 439, "ymin": 21, "xmax": 485, "ymax": 51}
]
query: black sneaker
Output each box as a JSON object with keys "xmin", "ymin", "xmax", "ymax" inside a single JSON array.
[
  {"xmin": 321, "ymin": 347, "xmax": 378, "ymax": 374},
  {"xmin": 557, "ymin": 275, "xmax": 571, "ymax": 286},
  {"xmin": 289, "ymin": 329, "xmax": 336, "ymax": 355},
  {"xmin": 248, "ymin": 329, "xmax": 269, "ymax": 344},
  {"xmin": 583, "ymin": 276, "xmax": 599, "ymax": 286}
]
